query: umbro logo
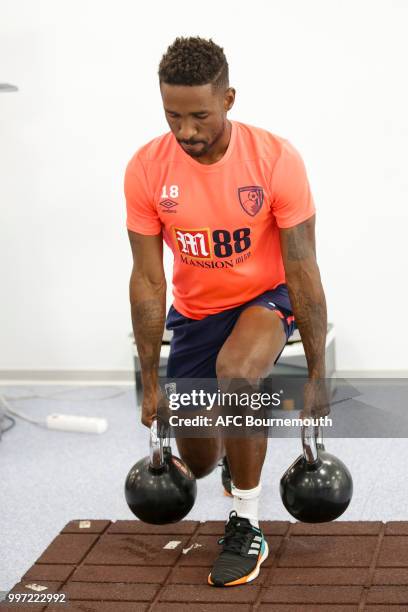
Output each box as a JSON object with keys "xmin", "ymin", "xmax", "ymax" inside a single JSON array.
[{"xmin": 160, "ymin": 199, "xmax": 178, "ymax": 213}]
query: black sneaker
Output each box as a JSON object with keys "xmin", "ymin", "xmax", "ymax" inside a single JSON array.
[
  {"xmin": 220, "ymin": 456, "xmax": 232, "ymax": 497},
  {"xmin": 208, "ymin": 511, "xmax": 269, "ymax": 587}
]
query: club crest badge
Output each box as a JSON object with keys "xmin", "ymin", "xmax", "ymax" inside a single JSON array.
[{"xmin": 238, "ymin": 186, "xmax": 264, "ymax": 217}]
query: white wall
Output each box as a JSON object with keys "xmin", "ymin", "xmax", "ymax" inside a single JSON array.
[{"xmin": 0, "ymin": 0, "xmax": 407, "ymax": 375}]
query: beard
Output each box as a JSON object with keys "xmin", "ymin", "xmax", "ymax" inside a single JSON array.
[{"xmin": 179, "ymin": 122, "xmax": 226, "ymax": 158}]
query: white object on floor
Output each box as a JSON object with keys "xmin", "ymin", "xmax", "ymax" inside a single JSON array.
[
  {"xmin": 163, "ymin": 541, "xmax": 181, "ymax": 550},
  {"xmin": 45, "ymin": 413, "xmax": 108, "ymax": 434}
]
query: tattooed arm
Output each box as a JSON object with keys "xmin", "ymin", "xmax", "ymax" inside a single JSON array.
[
  {"xmin": 279, "ymin": 215, "xmax": 329, "ymax": 415},
  {"xmin": 128, "ymin": 230, "xmax": 166, "ymax": 426},
  {"xmin": 280, "ymin": 216, "xmax": 330, "ymax": 417}
]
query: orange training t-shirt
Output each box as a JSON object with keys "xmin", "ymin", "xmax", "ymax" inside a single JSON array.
[{"xmin": 125, "ymin": 121, "xmax": 315, "ymax": 319}]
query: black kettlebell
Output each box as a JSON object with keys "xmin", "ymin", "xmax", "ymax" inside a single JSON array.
[
  {"xmin": 280, "ymin": 425, "xmax": 353, "ymax": 523},
  {"xmin": 124, "ymin": 418, "xmax": 197, "ymax": 524}
]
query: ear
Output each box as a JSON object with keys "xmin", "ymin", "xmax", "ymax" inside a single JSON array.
[{"xmin": 224, "ymin": 87, "xmax": 236, "ymax": 112}]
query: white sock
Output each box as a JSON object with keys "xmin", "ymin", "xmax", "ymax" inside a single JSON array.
[{"xmin": 231, "ymin": 483, "xmax": 262, "ymax": 528}]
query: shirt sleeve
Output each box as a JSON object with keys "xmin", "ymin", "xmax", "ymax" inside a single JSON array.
[
  {"xmin": 269, "ymin": 140, "xmax": 316, "ymax": 228},
  {"xmin": 124, "ymin": 155, "xmax": 162, "ymax": 235}
]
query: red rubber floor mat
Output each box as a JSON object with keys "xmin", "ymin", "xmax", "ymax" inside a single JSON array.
[{"xmin": 2, "ymin": 519, "xmax": 408, "ymax": 611}]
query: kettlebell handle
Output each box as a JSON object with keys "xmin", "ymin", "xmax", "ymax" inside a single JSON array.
[
  {"xmin": 302, "ymin": 423, "xmax": 324, "ymax": 464},
  {"xmin": 150, "ymin": 417, "xmax": 170, "ymax": 469}
]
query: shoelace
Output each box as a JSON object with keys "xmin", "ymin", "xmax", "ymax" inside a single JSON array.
[{"xmin": 218, "ymin": 515, "xmax": 255, "ymax": 554}]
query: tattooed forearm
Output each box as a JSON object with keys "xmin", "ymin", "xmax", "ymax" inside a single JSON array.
[
  {"xmin": 286, "ymin": 273, "xmax": 327, "ymax": 378},
  {"xmin": 280, "ymin": 217, "xmax": 327, "ymax": 378},
  {"xmin": 130, "ymin": 278, "xmax": 166, "ymax": 394},
  {"xmin": 132, "ymin": 297, "xmax": 166, "ymax": 369}
]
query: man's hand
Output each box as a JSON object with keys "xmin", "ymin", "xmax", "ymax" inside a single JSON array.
[
  {"xmin": 301, "ymin": 379, "xmax": 331, "ymax": 420},
  {"xmin": 141, "ymin": 387, "xmax": 171, "ymax": 429},
  {"xmin": 141, "ymin": 392, "xmax": 157, "ymax": 428}
]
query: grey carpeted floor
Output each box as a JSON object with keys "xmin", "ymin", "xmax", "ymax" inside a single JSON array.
[{"xmin": 0, "ymin": 383, "xmax": 407, "ymax": 593}]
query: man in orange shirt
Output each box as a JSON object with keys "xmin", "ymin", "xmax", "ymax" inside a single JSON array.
[{"xmin": 125, "ymin": 36, "xmax": 328, "ymax": 587}]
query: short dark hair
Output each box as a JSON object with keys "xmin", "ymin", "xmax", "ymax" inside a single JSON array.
[{"xmin": 158, "ymin": 36, "xmax": 229, "ymax": 91}]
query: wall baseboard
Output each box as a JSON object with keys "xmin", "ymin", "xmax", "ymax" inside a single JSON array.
[
  {"xmin": 0, "ymin": 369, "xmax": 407, "ymax": 386},
  {"xmin": 335, "ymin": 370, "xmax": 408, "ymax": 378},
  {"xmin": 0, "ymin": 370, "xmax": 136, "ymax": 385}
]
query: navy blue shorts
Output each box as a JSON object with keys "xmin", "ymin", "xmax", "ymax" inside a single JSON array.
[{"xmin": 166, "ymin": 285, "xmax": 296, "ymax": 379}]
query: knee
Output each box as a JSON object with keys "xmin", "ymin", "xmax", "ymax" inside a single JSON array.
[{"xmin": 216, "ymin": 354, "xmax": 262, "ymax": 383}]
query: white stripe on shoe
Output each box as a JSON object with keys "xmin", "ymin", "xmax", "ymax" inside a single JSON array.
[{"xmin": 245, "ymin": 539, "xmax": 269, "ymax": 583}]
